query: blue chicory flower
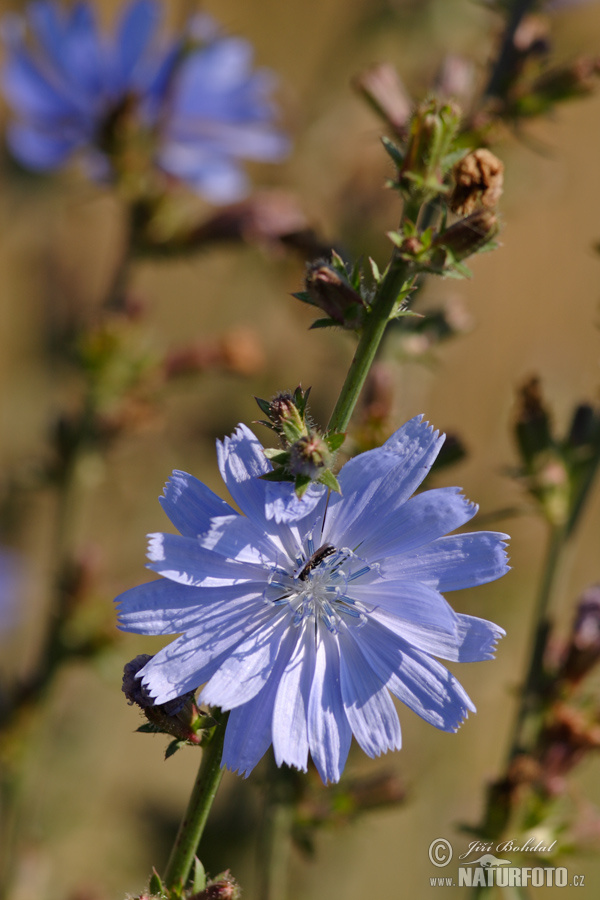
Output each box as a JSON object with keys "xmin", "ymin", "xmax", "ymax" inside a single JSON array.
[
  {"xmin": 1, "ymin": 1, "xmax": 289, "ymax": 203},
  {"xmin": 116, "ymin": 416, "xmax": 509, "ymax": 783}
]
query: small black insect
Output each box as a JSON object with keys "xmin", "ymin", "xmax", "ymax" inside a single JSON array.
[{"xmin": 297, "ymin": 544, "xmax": 336, "ymax": 581}]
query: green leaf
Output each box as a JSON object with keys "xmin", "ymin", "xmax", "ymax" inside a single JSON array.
[
  {"xmin": 149, "ymin": 869, "xmax": 166, "ymax": 898},
  {"xmin": 325, "ymin": 432, "xmax": 346, "ymax": 452},
  {"xmin": 294, "ymin": 474, "xmax": 313, "ymax": 498},
  {"xmin": 381, "ymin": 135, "xmax": 404, "ymax": 168},
  {"xmin": 292, "ymin": 290, "xmax": 320, "ymax": 308},
  {"xmin": 165, "ymin": 739, "xmax": 186, "ymax": 759},
  {"xmin": 263, "ymin": 448, "xmax": 290, "ymax": 463},
  {"xmin": 369, "ymin": 257, "xmax": 381, "ymax": 283},
  {"xmin": 136, "ymin": 723, "xmax": 162, "ymax": 734},
  {"xmin": 192, "ymin": 858, "xmax": 207, "ymax": 893},
  {"xmin": 318, "ymin": 469, "xmax": 341, "ymax": 493},
  {"xmin": 259, "ymin": 469, "xmax": 293, "ymax": 482},
  {"xmin": 254, "ymin": 396, "xmax": 272, "ymax": 417},
  {"xmin": 441, "ymin": 147, "xmax": 468, "ymax": 174},
  {"xmin": 309, "ymin": 317, "xmax": 339, "ymax": 329},
  {"xmin": 387, "ymin": 230, "xmax": 404, "ymax": 248}
]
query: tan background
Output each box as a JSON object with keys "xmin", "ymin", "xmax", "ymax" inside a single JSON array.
[{"xmin": 2, "ymin": 0, "xmax": 600, "ymax": 897}]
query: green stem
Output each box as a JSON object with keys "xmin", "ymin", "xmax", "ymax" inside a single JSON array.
[
  {"xmin": 507, "ymin": 524, "xmax": 567, "ymax": 762},
  {"xmin": 163, "ymin": 714, "xmax": 228, "ymax": 893},
  {"xmin": 257, "ymin": 762, "xmax": 299, "ymax": 900},
  {"xmin": 327, "ymin": 253, "xmax": 412, "ymax": 435}
]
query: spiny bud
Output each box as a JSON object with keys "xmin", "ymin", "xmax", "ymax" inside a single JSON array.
[
  {"xmin": 289, "ymin": 433, "xmax": 332, "ymax": 478},
  {"xmin": 450, "ymin": 149, "xmax": 504, "ymax": 216}
]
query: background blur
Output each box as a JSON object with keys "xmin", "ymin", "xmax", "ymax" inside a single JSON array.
[{"xmin": 2, "ymin": 0, "xmax": 600, "ymax": 897}]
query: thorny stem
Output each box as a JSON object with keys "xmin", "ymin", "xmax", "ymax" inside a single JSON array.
[{"xmin": 163, "ymin": 712, "xmax": 228, "ymax": 893}]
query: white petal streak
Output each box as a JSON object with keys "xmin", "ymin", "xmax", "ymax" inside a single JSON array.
[
  {"xmin": 379, "ymin": 532, "xmax": 510, "ymax": 591},
  {"xmin": 307, "ymin": 624, "xmax": 352, "ymax": 784},
  {"xmin": 338, "ymin": 625, "xmax": 401, "ymax": 757}
]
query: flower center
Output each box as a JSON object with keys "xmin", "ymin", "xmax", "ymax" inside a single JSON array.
[{"xmin": 263, "ymin": 538, "xmax": 373, "ymax": 632}]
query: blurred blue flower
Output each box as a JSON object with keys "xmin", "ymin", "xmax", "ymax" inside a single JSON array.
[
  {"xmin": 1, "ymin": 1, "xmax": 289, "ymax": 202},
  {"xmin": 0, "ymin": 547, "xmax": 23, "ymax": 632},
  {"xmin": 116, "ymin": 417, "xmax": 509, "ymax": 783}
]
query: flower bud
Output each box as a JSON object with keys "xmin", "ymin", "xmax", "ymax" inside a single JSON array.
[
  {"xmin": 514, "ymin": 377, "xmax": 553, "ymax": 468},
  {"xmin": 432, "ymin": 208, "xmax": 499, "ymax": 263},
  {"xmin": 122, "ymin": 654, "xmax": 211, "ymax": 744},
  {"xmin": 399, "ymin": 99, "xmax": 462, "ymax": 205},
  {"xmin": 450, "ymin": 149, "xmax": 504, "ymax": 216},
  {"xmin": 289, "ymin": 433, "xmax": 332, "ymax": 478},
  {"xmin": 304, "ymin": 261, "xmax": 366, "ymax": 329},
  {"xmin": 560, "ymin": 585, "xmax": 600, "ymax": 685}
]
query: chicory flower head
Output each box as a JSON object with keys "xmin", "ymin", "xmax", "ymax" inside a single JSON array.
[
  {"xmin": 1, "ymin": 1, "xmax": 289, "ymax": 203},
  {"xmin": 116, "ymin": 416, "xmax": 509, "ymax": 783}
]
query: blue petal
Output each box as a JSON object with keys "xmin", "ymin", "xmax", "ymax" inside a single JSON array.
[
  {"xmin": 115, "ymin": 578, "xmax": 263, "ymax": 635},
  {"xmin": 216, "ymin": 424, "xmax": 272, "ymax": 520},
  {"xmin": 325, "ymin": 415, "xmax": 444, "ymax": 548},
  {"xmin": 424, "ymin": 613, "xmax": 506, "ymax": 663},
  {"xmin": 139, "ymin": 596, "xmax": 275, "ymax": 703},
  {"xmin": 6, "ymin": 121, "xmax": 79, "ymax": 169},
  {"xmin": 338, "ymin": 625, "xmax": 401, "ymax": 757},
  {"xmin": 159, "ymin": 469, "xmax": 237, "ymax": 537},
  {"xmin": 198, "ymin": 514, "xmax": 282, "ymax": 564},
  {"xmin": 379, "ymin": 532, "xmax": 510, "ymax": 590},
  {"xmin": 115, "ymin": 0, "xmax": 160, "ymax": 85},
  {"xmin": 357, "ymin": 618, "xmax": 476, "ymax": 731},
  {"xmin": 3, "ymin": 49, "xmax": 84, "ymax": 119},
  {"xmin": 221, "ymin": 625, "xmax": 301, "ymax": 777},
  {"xmin": 200, "ymin": 608, "xmax": 291, "ymax": 708},
  {"xmin": 307, "ymin": 624, "xmax": 352, "ymax": 784},
  {"xmin": 146, "ymin": 532, "xmax": 266, "ymax": 584},
  {"xmin": 349, "ymin": 579, "xmax": 458, "ymax": 636},
  {"xmin": 272, "ymin": 620, "xmax": 315, "ymax": 771},
  {"xmin": 356, "ymin": 487, "xmax": 478, "ymax": 561}
]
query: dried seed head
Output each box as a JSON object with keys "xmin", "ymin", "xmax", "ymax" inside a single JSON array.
[{"xmin": 450, "ymin": 149, "xmax": 504, "ymax": 216}]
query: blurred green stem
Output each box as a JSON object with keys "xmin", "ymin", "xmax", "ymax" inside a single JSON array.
[
  {"xmin": 257, "ymin": 761, "xmax": 297, "ymax": 900},
  {"xmin": 163, "ymin": 712, "xmax": 228, "ymax": 894},
  {"xmin": 507, "ymin": 524, "xmax": 567, "ymax": 761}
]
